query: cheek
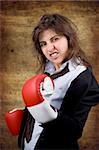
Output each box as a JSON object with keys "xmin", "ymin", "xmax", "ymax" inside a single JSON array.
[
  {"xmin": 59, "ymin": 45, "xmax": 68, "ymax": 54},
  {"xmin": 58, "ymin": 39, "xmax": 68, "ymax": 51},
  {"xmin": 41, "ymin": 49, "xmax": 48, "ymax": 58},
  {"xmin": 41, "ymin": 49, "xmax": 46, "ymax": 55},
  {"xmin": 63, "ymin": 40, "xmax": 68, "ymax": 49}
]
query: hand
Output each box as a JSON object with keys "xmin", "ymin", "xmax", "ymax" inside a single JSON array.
[
  {"xmin": 5, "ymin": 108, "xmax": 24, "ymax": 136},
  {"xmin": 22, "ymin": 74, "xmax": 57, "ymax": 123}
]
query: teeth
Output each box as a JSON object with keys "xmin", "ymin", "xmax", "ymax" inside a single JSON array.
[{"xmin": 50, "ymin": 52, "xmax": 58, "ymax": 57}]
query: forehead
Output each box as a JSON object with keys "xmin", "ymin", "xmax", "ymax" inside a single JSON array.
[{"xmin": 39, "ymin": 28, "xmax": 57, "ymax": 42}]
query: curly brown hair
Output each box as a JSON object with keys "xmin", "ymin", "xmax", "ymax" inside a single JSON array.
[{"xmin": 32, "ymin": 13, "xmax": 91, "ymax": 71}]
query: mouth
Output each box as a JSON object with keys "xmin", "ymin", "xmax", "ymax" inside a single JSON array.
[{"xmin": 49, "ymin": 52, "xmax": 59, "ymax": 59}]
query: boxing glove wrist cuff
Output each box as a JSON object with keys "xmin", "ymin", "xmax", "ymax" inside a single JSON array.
[{"xmin": 27, "ymin": 100, "xmax": 58, "ymax": 123}]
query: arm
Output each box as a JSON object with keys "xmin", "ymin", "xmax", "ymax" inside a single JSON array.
[
  {"xmin": 22, "ymin": 74, "xmax": 58, "ymax": 123},
  {"xmin": 42, "ymin": 68, "xmax": 99, "ymax": 140}
]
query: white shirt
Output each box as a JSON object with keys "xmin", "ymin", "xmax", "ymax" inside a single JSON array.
[{"xmin": 24, "ymin": 121, "xmax": 43, "ymax": 150}]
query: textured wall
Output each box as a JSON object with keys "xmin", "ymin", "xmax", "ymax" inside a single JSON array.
[{"xmin": 0, "ymin": 1, "xmax": 99, "ymax": 150}]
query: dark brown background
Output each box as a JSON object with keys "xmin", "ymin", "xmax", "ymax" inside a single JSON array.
[{"xmin": 0, "ymin": 1, "xmax": 99, "ymax": 150}]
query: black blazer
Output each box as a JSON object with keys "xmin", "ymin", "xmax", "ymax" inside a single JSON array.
[{"xmin": 18, "ymin": 68, "xmax": 99, "ymax": 150}]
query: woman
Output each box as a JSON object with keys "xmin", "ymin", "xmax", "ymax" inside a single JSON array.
[{"xmin": 18, "ymin": 13, "xmax": 99, "ymax": 150}]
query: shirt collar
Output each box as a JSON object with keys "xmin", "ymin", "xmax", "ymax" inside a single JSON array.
[
  {"xmin": 44, "ymin": 57, "xmax": 80, "ymax": 75},
  {"xmin": 44, "ymin": 60, "xmax": 69, "ymax": 75}
]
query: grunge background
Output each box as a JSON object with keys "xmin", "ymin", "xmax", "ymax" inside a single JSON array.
[{"xmin": 0, "ymin": 1, "xmax": 99, "ymax": 150}]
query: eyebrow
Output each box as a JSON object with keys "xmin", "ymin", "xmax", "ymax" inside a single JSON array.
[{"xmin": 39, "ymin": 34, "xmax": 59, "ymax": 43}]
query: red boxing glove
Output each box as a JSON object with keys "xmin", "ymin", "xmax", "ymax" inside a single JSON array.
[
  {"xmin": 22, "ymin": 74, "xmax": 48, "ymax": 106},
  {"xmin": 22, "ymin": 74, "xmax": 57, "ymax": 123},
  {"xmin": 5, "ymin": 108, "xmax": 24, "ymax": 136}
]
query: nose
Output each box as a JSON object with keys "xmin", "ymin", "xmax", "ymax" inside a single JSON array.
[{"xmin": 47, "ymin": 42, "xmax": 55, "ymax": 52}]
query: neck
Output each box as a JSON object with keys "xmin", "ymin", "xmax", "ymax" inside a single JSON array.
[{"xmin": 54, "ymin": 64, "xmax": 61, "ymax": 71}]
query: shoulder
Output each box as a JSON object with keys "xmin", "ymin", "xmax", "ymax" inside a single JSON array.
[
  {"xmin": 72, "ymin": 67, "xmax": 98, "ymax": 87},
  {"xmin": 68, "ymin": 67, "xmax": 99, "ymax": 98}
]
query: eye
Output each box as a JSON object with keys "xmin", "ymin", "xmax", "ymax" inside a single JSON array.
[
  {"xmin": 40, "ymin": 42, "xmax": 46, "ymax": 48},
  {"xmin": 53, "ymin": 37, "xmax": 59, "ymax": 41},
  {"xmin": 52, "ymin": 35, "xmax": 60, "ymax": 42}
]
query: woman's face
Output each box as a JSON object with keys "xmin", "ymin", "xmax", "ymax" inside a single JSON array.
[{"xmin": 39, "ymin": 28, "xmax": 69, "ymax": 70}]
